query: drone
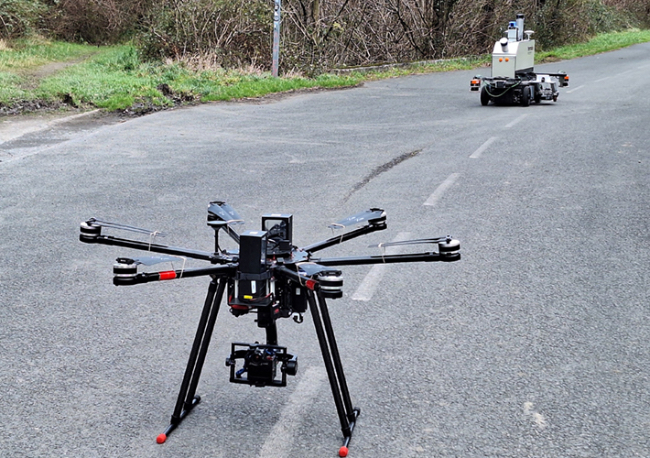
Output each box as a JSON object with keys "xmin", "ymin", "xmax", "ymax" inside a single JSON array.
[{"xmin": 80, "ymin": 201, "xmax": 460, "ymax": 457}]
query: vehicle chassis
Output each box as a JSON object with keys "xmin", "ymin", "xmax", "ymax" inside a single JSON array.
[{"xmin": 471, "ymin": 70, "xmax": 569, "ymax": 106}]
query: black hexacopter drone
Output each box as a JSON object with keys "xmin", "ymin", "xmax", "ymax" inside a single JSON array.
[{"xmin": 80, "ymin": 201, "xmax": 460, "ymax": 457}]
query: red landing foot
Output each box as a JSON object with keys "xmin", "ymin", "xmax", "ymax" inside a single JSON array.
[
  {"xmin": 156, "ymin": 433, "xmax": 167, "ymax": 444},
  {"xmin": 339, "ymin": 446, "xmax": 349, "ymax": 457}
]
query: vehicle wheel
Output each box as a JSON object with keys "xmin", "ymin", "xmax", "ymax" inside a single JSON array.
[
  {"xmin": 480, "ymin": 86, "xmax": 490, "ymax": 106},
  {"xmin": 520, "ymin": 86, "xmax": 530, "ymax": 107},
  {"xmin": 533, "ymin": 84, "xmax": 542, "ymax": 103}
]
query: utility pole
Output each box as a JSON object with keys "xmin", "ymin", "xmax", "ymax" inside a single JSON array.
[{"xmin": 272, "ymin": 0, "xmax": 281, "ymax": 77}]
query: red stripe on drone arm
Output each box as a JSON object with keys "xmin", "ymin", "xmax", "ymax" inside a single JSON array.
[{"xmin": 159, "ymin": 271, "xmax": 177, "ymax": 280}]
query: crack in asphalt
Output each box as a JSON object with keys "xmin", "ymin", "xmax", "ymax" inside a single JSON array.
[{"xmin": 342, "ymin": 149, "xmax": 421, "ymax": 202}]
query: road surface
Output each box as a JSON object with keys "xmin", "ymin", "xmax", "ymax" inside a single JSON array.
[{"xmin": 1, "ymin": 42, "xmax": 649, "ymax": 457}]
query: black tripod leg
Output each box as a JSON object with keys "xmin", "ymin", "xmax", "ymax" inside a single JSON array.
[
  {"xmin": 307, "ymin": 290, "xmax": 360, "ymax": 457},
  {"xmin": 157, "ymin": 276, "xmax": 226, "ymax": 444},
  {"xmin": 316, "ymin": 290, "xmax": 357, "ymax": 420}
]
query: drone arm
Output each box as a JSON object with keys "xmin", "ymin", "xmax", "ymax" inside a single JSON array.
[
  {"xmin": 302, "ymin": 222, "xmax": 387, "ymax": 254},
  {"xmin": 81, "ymin": 221, "xmax": 225, "ymax": 263},
  {"xmin": 274, "ymin": 265, "xmax": 311, "ymax": 286},
  {"xmin": 311, "ymin": 251, "xmax": 460, "ymax": 266},
  {"xmin": 273, "ymin": 265, "xmax": 340, "ymax": 293},
  {"xmin": 113, "ymin": 262, "xmax": 236, "ymax": 286},
  {"xmin": 84, "ymin": 233, "xmax": 219, "ymax": 262}
]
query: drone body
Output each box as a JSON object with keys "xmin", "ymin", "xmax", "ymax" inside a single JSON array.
[{"xmin": 80, "ymin": 201, "xmax": 460, "ymax": 456}]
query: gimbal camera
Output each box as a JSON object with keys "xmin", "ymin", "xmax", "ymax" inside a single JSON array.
[{"xmin": 80, "ymin": 201, "xmax": 460, "ymax": 457}]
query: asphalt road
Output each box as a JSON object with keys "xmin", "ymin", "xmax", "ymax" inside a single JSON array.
[{"xmin": 1, "ymin": 42, "xmax": 649, "ymax": 458}]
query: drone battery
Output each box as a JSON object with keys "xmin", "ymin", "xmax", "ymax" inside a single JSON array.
[
  {"xmin": 237, "ymin": 278, "xmax": 269, "ymax": 302},
  {"xmin": 239, "ymin": 230, "xmax": 268, "ymax": 275}
]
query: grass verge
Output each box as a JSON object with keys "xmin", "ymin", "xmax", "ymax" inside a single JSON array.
[
  {"xmin": 537, "ymin": 28, "xmax": 650, "ymax": 61},
  {"xmin": 0, "ymin": 28, "xmax": 649, "ymax": 115},
  {"xmin": 0, "ymin": 36, "xmax": 93, "ymax": 71}
]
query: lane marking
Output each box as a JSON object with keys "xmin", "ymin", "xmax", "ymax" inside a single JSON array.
[
  {"xmin": 505, "ymin": 113, "xmax": 528, "ymax": 129},
  {"xmin": 595, "ymin": 76, "xmax": 611, "ymax": 83},
  {"xmin": 352, "ymin": 232, "xmax": 411, "ymax": 302},
  {"xmin": 258, "ymin": 366, "xmax": 327, "ymax": 458},
  {"xmin": 566, "ymin": 85, "xmax": 585, "ymax": 94},
  {"xmin": 638, "ymin": 64, "xmax": 650, "ymax": 69},
  {"xmin": 470, "ymin": 137, "xmax": 498, "ymax": 159},
  {"xmin": 424, "ymin": 173, "xmax": 460, "ymax": 206}
]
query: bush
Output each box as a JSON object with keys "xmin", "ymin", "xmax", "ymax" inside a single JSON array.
[
  {"xmin": 1, "ymin": 0, "xmax": 647, "ymax": 71},
  {"xmin": 0, "ymin": 0, "xmax": 49, "ymax": 39},
  {"xmin": 46, "ymin": 0, "xmax": 153, "ymax": 44},
  {"xmin": 138, "ymin": 0, "xmax": 271, "ymax": 67}
]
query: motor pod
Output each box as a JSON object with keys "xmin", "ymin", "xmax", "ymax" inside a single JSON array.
[
  {"xmin": 367, "ymin": 208, "xmax": 387, "ymax": 228},
  {"xmin": 316, "ymin": 270, "xmax": 344, "ymax": 299},
  {"xmin": 438, "ymin": 237, "xmax": 461, "ymax": 261},
  {"xmin": 113, "ymin": 257, "xmax": 139, "ymax": 285},
  {"xmin": 79, "ymin": 220, "xmax": 101, "ymax": 243}
]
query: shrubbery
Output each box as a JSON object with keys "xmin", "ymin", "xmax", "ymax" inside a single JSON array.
[
  {"xmin": 136, "ymin": 0, "xmax": 271, "ymax": 66},
  {"xmin": 46, "ymin": 0, "xmax": 153, "ymax": 44},
  {"xmin": 0, "ymin": 0, "xmax": 48, "ymax": 39},
  {"xmin": 131, "ymin": 0, "xmax": 650, "ymax": 71},
  {"xmin": 2, "ymin": 0, "xmax": 648, "ymax": 71}
]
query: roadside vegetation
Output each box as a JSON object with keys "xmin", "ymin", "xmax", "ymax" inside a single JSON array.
[
  {"xmin": 0, "ymin": 0, "xmax": 649, "ymax": 115},
  {"xmin": 1, "ymin": 28, "xmax": 650, "ymax": 115}
]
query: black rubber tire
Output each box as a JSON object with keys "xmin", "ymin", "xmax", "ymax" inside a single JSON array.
[
  {"xmin": 532, "ymin": 83, "xmax": 542, "ymax": 104},
  {"xmin": 480, "ymin": 86, "xmax": 490, "ymax": 106},
  {"xmin": 520, "ymin": 86, "xmax": 530, "ymax": 107}
]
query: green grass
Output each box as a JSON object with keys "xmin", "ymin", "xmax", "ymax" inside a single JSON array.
[
  {"xmin": 0, "ymin": 36, "xmax": 92, "ymax": 71},
  {"xmin": 0, "ymin": 28, "xmax": 649, "ymax": 113},
  {"xmin": 36, "ymin": 47, "xmax": 173, "ymax": 110},
  {"xmin": 0, "ymin": 72, "xmax": 26, "ymax": 100},
  {"xmin": 537, "ymin": 28, "xmax": 650, "ymax": 62}
]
